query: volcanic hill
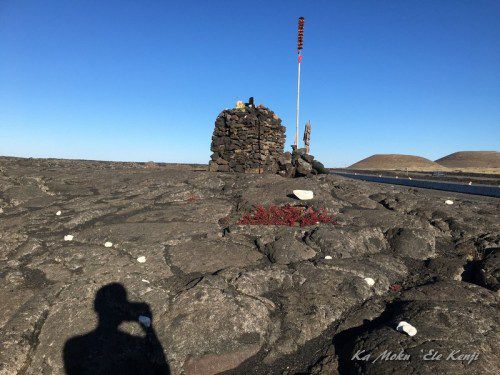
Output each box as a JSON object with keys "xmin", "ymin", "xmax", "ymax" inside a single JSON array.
[
  {"xmin": 435, "ymin": 151, "xmax": 500, "ymax": 173},
  {"xmin": 348, "ymin": 154, "xmax": 447, "ymax": 172}
]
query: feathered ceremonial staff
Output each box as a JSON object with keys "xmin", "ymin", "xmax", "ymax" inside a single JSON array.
[{"xmin": 295, "ymin": 17, "xmax": 305, "ymax": 147}]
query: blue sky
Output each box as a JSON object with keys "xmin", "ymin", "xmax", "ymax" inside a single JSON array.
[{"xmin": 1, "ymin": 1, "xmax": 499, "ymax": 167}]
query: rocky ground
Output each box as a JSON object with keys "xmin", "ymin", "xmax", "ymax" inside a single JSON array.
[{"xmin": 0, "ymin": 156, "xmax": 498, "ymax": 375}]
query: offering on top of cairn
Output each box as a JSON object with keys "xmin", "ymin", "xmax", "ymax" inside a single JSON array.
[{"xmin": 208, "ymin": 98, "xmax": 327, "ymax": 177}]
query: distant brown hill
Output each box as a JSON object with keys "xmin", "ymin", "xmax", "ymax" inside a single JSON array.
[
  {"xmin": 435, "ymin": 151, "xmax": 500, "ymax": 171},
  {"xmin": 348, "ymin": 154, "xmax": 447, "ymax": 172}
]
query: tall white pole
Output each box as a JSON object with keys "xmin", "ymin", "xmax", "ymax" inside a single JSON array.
[
  {"xmin": 295, "ymin": 58, "xmax": 301, "ymax": 147},
  {"xmin": 295, "ymin": 17, "xmax": 304, "ymax": 148}
]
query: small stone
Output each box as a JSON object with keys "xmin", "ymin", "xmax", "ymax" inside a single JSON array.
[
  {"xmin": 324, "ymin": 255, "xmax": 333, "ymax": 260},
  {"xmin": 141, "ymin": 279, "xmax": 150, "ymax": 283},
  {"xmin": 137, "ymin": 256, "xmax": 146, "ymax": 263},
  {"xmin": 56, "ymin": 210, "xmax": 62, "ymax": 216},
  {"xmin": 445, "ymin": 200, "xmax": 454, "ymax": 205},
  {"xmin": 7, "ymin": 260, "xmax": 20, "ymax": 267},
  {"xmin": 396, "ymin": 321, "xmax": 417, "ymax": 336},
  {"xmin": 293, "ymin": 190, "xmax": 314, "ymax": 200},
  {"xmin": 104, "ymin": 241, "xmax": 113, "ymax": 248},
  {"xmin": 138, "ymin": 315, "xmax": 151, "ymax": 328},
  {"xmin": 364, "ymin": 277, "xmax": 375, "ymax": 286},
  {"xmin": 64, "ymin": 235, "xmax": 74, "ymax": 241}
]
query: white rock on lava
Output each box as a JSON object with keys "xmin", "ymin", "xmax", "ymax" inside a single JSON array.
[
  {"xmin": 364, "ymin": 277, "xmax": 375, "ymax": 286},
  {"xmin": 396, "ymin": 321, "xmax": 417, "ymax": 336},
  {"xmin": 293, "ymin": 190, "xmax": 314, "ymax": 200}
]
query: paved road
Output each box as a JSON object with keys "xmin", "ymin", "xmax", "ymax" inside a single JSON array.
[{"xmin": 332, "ymin": 172, "xmax": 500, "ymax": 198}]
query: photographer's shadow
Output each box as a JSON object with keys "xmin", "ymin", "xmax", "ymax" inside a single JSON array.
[{"xmin": 63, "ymin": 283, "xmax": 170, "ymax": 375}]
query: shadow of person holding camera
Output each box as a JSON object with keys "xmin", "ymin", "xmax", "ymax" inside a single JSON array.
[{"xmin": 63, "ymin": 283, "xmax": 170, "ymax": 374}]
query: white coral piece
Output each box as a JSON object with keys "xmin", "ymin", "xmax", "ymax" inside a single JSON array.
[
  {"xmin": 364, "ymin": 277, "xmax": 375, "ymax": 286},
  {"xmin": 293, "ymin": 190, "xmax": 314, "ymax": 200},
  {"xmin": 396, "ymin": 321, "xmax": 417, "ymax": 336}
]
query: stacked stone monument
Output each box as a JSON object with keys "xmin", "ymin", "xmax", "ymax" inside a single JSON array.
[
  {"xmin": 209, "ymin": 100, "xmax": 328, "ymax": 177},
  {"xmin": 209, "ymin": 103, "xmax": 286, "ymax": 173}
]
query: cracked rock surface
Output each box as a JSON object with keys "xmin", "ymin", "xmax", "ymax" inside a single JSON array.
[{"xmin": 0, "ymin": 157, "xmax": 498, "ymax": 374}]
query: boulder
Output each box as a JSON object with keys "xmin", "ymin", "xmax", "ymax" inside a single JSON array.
[
  {"xmin": 312, "ymin": 160, "xmax": 328, "ymax": 174},
  {"xmin": 305, "ymin": 226, "xmax": 388, "ymax": 259},
  {"xmin": 477, "ymin": 248, "xmax": 500, "ymax": 292},
  {"xmin": 264, "ymin": 236, "xmax": 316, "ymax": 264},
  {"xmin": 387, "ymin": 228, "xmax": 436, "ymax": 260},
  {"xmin": 295, "ymin": 158, "xmax": 313, "ymax": 176},
  {"xmin": 302, "ymin": 154, "xmax": 315, "ymax": 164}
]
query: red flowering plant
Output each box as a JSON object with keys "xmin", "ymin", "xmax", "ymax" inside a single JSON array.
[
  {"xmin": 237, "ymin": 204, "xmax": 336, "ymax": 227},
  {"xmin": 186, "ymin": 194, "xmax": 199, "ymax": 203},
  {"xmin": 390, "ymin": 284, "xmax": 402, "ymax": 292}
]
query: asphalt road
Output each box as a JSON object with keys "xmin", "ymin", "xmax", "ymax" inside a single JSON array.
[{"xmin": 332, "ymin": 172, "xmax": 500, "ymax": 198}]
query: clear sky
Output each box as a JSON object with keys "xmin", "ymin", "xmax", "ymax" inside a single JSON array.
[{"xmin": 1, "ymin": 0, "xmax": 499, "ymax": 167}]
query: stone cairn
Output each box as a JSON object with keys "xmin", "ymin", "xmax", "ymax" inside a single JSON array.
[
  {"xmin": 209, "ymin": 100, "xmax": 327, "ymax": 177},
  {"xmin": 277, "ymin": 147, "xmax": 327, "ymax": 178},
  {"xmin": 209, "ymin": 102, "xmax": 286, "ymax": 174}
]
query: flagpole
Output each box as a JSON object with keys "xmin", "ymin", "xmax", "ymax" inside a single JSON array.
[
  {"xmin": 295, "ymin": 17, "xmax": 305, "ymax": 148},
  {"xmin": 295, "ymin": 56, "xmax": 301, "ymax": 147}
]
